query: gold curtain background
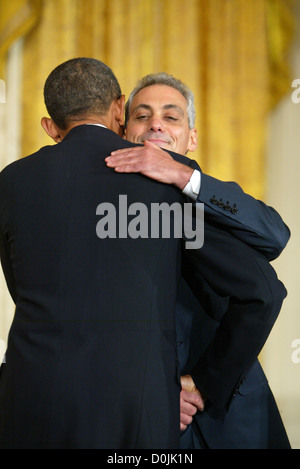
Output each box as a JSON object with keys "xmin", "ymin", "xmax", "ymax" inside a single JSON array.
[{"xmin": 0, "ymin": 0, "xmax": 294, "ymax": 199}]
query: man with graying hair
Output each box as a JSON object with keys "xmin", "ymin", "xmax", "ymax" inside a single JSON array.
[{"xmin": 107, "ymin": 72, "xmax": 291, "ymax": 449}]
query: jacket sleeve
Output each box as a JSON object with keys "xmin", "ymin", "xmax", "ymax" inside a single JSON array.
[
  {"xmin": 182, "ymin": 222, "xmax": 287, "ymax": 409},
  {"xmin": 197, "ymin": 171, "xmax": 290, "ymax": 261},
  {"xmin": 172, "ymin": 152, "xmax": 290, "ymax": 260}
]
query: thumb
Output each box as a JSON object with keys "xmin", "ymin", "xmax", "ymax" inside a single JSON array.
[
  {"xmin": 143, "ymin": 139, "xmax": 160, "ymax": 149},
  {"xmin": 181, "ymin": 375, "xmax": 199, "ymax": 394}
]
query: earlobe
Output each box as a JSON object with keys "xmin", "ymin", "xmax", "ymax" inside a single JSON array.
[
  {"xmin": 115, "ymin": 95, "xmax": 125, "ymax": 125},
  {"xmin": 41, "ymin": 117, "xmax": 62, "ymax": 143}
]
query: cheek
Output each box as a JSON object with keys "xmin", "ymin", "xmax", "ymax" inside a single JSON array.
[
  {"xmin": 125, "ymin": 124, "xmax": 143, "ymax": 142},
  {"xmin": 173, "ymin": 130, "xmax": 190, "ymax": 154}
]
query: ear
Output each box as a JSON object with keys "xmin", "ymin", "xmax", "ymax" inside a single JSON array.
[
  {"xmin": 41, "ymin": 117, "xmax": 63, "ymax": 143},
  {"xmin": 110, "ymin": 95, "xmax": 126, "ymax": 137},
  {"xmin": 115, "ymin": 95, "xmax": 125, "ymax": 126},
  {"xmin": 186, "ymin": 128, "xmax": 198, "ymax": 153}
]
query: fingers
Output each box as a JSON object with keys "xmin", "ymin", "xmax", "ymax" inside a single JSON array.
[
  {"xmin": 109, "ymin": 146, "xmax": 142, "ymax": 159},
  {"xmin": 105, "ymin": 144, "xmax": 189, "ymax": 188},
  {"xmin": 105, "ymin": 143, "xmax": 172, "ymax": 171},
  {"xmin": 180, "ymin": 375, "xmax": 206, "ymax": 409},
  {"xmin": 180, "ymin": 388, "xmax": 205, "ymax": 432},
  {"xmin": 180, "ymin": 415, "xmax": 191, "ymax": 431},
  {"xmin": 105, "ymin": 152, "xmax": 145, "ymax": 174},
  {"xmin": 181, "ymin": 392, "xmax": 199, "ymax": 417},
  {"xmin": 180, "ymin": 399, "xmax": 196, "ymax": 431},
  {"xmin": 181, "ymin": 374, "xmax": 200, "ymax": 394},
  {"xmin": 108, "ymin": 145, "xmax": 154, "ymax": 161},
  {"xmin": 105, "ymin": 148, "xmax": 150, "ymax": 173},
  {"xmin": 181, "ymin": 389, "xmax": 205, "ymax": 412},
  {"xmin": 105, "ymin": 148, "xmax": 139, "ymax": 171}
]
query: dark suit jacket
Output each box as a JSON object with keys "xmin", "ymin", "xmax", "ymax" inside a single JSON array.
[
  {"xmin": 177, "ymin": 272, "xmax": 291, "ymax": 449},
  {"xmin": 196, "ymin": 172, "xmax": 290, "ymax": 261},
  {"xmin": 0, "ymin": 124, "xmax": 199, "ymax": 449},
  {"xmin": 0, "ymin": 124, "xmax": 290, "ymax": 449},
  {"xmin": 175, "ymin": 164, "xmax": 291, "ymax": 449}
]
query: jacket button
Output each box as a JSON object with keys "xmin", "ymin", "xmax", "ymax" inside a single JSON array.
[
  {"xmin": 210, "ymin": 196, "xmax": 218, "ymax": 205},
  {"xmin": 231, "ymin": 205, "xmax": 238, "ymax": 214},
  {"xmin": 217, "ymin": 199, "xmax": 225, "ymax": 208}
]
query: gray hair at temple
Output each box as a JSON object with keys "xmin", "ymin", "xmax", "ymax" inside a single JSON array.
[{"xmin": 125, "ymin": 72, "xmax": 196, "ymax": 129}]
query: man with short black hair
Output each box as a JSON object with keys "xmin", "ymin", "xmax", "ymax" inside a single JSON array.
[{"xmin": 0, "ymin": 58, "xmax": 200, "ymax": 449}]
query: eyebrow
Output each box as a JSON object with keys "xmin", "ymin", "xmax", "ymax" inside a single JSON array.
[
  {"xmin": 163, "ymin": 104, "xmax": 184, "ymax": 116},
  {"xmin": 132, "ymin": 104, "xmax": 152, "ymax": 114},
  {"xmin": 132, "ymin": 103, "xmax": 184, "ymax": 116}
]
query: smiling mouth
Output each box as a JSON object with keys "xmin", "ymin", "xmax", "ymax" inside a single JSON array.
[{"xmin": 146, "ymin": 138, "xmax": 170, "ymax": 146}]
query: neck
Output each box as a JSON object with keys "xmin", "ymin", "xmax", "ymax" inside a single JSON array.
[
  {"xmin": 67, "ymin": 116, "xmax": 107, "ymax": 130},
  {"xmin": 65, "ymin": 116, "xmax": 123, "ymax": 138},
  {"xmin": 56, "ymin": 117, "xmax": 107, "ymax": 141}
]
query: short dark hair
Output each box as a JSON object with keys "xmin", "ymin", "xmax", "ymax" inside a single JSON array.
[{"xmin": 44, "ymin": 58, "xmax": 121, "ymax": 129}]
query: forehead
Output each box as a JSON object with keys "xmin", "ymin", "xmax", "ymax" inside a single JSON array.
[{"xmin": 130, "ymin": 84, "xmax": 188, "ymax": 113}]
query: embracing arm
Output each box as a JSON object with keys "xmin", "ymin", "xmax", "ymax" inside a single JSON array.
[
  {"xmin": 106, "ymin": 142, "xmax": 290, "ymax": 260},
  {"xmin": 182, "ymin": 224, "xmax": 287, "ymax": 409},
  {"xmin": 197, "ymin": 172, "xmax": 290, "ymax": 260}
]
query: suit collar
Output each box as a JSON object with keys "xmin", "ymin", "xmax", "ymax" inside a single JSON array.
[{"xmin": 63, "ymin": 123, "xmax": 117, "ymax": 141}]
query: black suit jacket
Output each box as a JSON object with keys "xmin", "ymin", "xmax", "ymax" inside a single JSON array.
[
  {"xmin": 176, "ymin": 275, "xmax": 290, "ymax": 448},
  {"xmin": 181, "ymin": 222, "xmax": 287, "ymax": 409},
  {"xmin": 0, "ymin": 124, "xmax": 289, "ymax": 449},
  {"xmin": 0, "ymin": 125, "xmax": 197, "ymax": 449}
]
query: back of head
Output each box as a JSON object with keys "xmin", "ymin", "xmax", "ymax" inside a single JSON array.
[
  {"xmin": 44, "ymin": 58, "xmax": 121, "ymax": 130},
  {"xmin": 125, "ymin": 72, "xmax": 196, "ymax": 129}
]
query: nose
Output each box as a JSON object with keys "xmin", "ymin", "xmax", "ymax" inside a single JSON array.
[{"xmin": 149, "ymin": 117, "xmax": 163, "ymax": 132}]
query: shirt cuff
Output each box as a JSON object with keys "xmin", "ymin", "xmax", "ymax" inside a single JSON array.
[{"xmin": 182, "ymin": 169, "xmax": 201, "ymax": 201}]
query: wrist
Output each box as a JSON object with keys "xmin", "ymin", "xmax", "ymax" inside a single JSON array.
[{"xmin": 172, "ymin": 163, "xmax": 194, "ymax": 190}]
